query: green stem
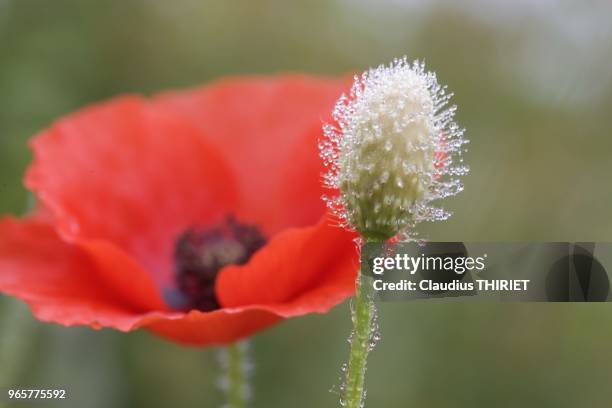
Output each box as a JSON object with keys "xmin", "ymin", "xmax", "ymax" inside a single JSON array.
[
  {"xmin": 342, "ymin": 256, "xmax": 377, "ymax": 408},
  {"xmin": 0, "ymin": 298, "xmax": 35, "ymax": 386},
  {"xmin": 0, "ymin": 298, "xmax": 36, "ymax": 408},
  {"xmin": 220, "ymin": 342, "xmax": 250, "ymax": 408}
]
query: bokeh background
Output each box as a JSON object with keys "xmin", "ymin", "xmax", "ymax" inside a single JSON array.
[{"xmin": 2, "ymin": 0, "xmax": 612, "ymax": 407}]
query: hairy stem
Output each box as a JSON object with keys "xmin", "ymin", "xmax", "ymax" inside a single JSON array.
[
  {"xmin": 342, "ymin": 260, "xmax": 377, "ymax": 408},
  {"xmin": 219, "ymin": 342, "xmax": 250, "ymax": 408}
]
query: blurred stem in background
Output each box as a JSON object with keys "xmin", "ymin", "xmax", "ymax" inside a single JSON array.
[
  {"xmin": 342, "ymin": 241, "xmax": 379, "ymax": 408},
  {"xmin": 0, "ymin": 298, "xmax": 37, "ymax": 402},
  {"xmin": 0, "ymin": 194, "xmax": 39, "ymax": 407},
  {"xmin": 218, "ymin": 342, "xmax": 251, "ymax": 408}
]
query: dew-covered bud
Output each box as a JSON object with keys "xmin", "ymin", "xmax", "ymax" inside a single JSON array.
[{"xmin": 320, "ymin": 57, "xmax": 469, "ymax": 241}]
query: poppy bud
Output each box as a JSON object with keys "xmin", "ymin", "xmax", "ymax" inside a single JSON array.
[{"xmin": 321, "ymin": 58, "xmax": 469, "ymax": 241}]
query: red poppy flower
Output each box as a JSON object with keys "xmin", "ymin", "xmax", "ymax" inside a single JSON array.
[{"xmin": 0, "ymin": 75, "xmax": 359, "ymax": 346}]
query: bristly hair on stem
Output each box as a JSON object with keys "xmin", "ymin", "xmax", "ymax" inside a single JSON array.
[{"xmin": 217, "ymin": 342, "xmax": 252, "ymax": 408}]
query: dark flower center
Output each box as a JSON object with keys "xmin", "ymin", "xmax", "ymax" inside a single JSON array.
[{"xmin": 171, "ymin": 215, "xmax": 266, "ymax": 312}]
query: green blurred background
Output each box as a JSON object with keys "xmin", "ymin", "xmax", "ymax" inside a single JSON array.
[{"xmin": 2, "ymin": 0, "xmax": 612, "ymax": 407}]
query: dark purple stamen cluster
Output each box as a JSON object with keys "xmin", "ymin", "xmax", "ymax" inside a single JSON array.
[{"xmin": 173, "ymin": 215, "xmax": 266, "ymax": 311}]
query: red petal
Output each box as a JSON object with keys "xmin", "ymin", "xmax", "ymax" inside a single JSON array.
[
  {"xmin": 153, "ymin": 75, "xmax": 351, "ymax": 234},
  {"xmin": 144, "ymin": 308, "xmax": 281, "ymax": 346},
  {"xmin": 0, "ymin": 215, "xmax": 358, "ymax": 346},
  {"xmin": 25, "ymin": 96, "xmax": 238, "ymax": 288},
  {"xmin": 9, "ymin": 77, "xmax": 360, "ymax": 346},
  {"xmin": 216, "ymin": 215, "xmax": 359, "ymax": 316},
  {"xmin": 0, "ymin": 217, "xmax": 154, "ymax": 330},
  {"xmin": 140, "ymin": 213, "xmax": 361, "ymax": 346}
]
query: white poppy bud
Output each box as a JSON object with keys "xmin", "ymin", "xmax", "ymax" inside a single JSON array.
[{"xmin": 321, "ymin": 58, "xmax": 469, "ymax": 240}]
